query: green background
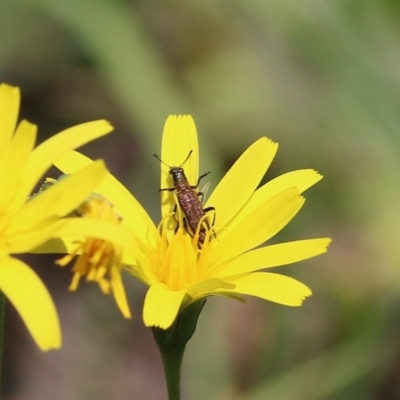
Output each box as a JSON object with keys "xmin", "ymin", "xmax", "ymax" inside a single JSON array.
[{"xmin": 1, "ymin": 0, "xmax": 400, "ymax": 399}]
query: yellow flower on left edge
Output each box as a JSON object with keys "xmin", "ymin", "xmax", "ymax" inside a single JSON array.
[{"xmin": 0, "ymin": 83, "xmax": 114, "ymax": 351}]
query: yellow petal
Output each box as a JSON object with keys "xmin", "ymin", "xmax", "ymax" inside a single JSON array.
[
  {"xmin": 263, "ymin": 169, "xmax": 323, "ymax": 195},
  {"xmin": 224, "ymin": 272, "xmax": 312, "ymax": 306},
  {"xmin": 110, "ymin": 268, "xmax": 131, "ymax": 319},
  {"xmin": 0, "ymin": 256, "xmax": 61, "ymax": 350},
  {"xmin": 160, "ymin": 115, "xmax": 199, "ymax": 220},
  {"xmin": 29, "ymin": 238, "xmax": 68, "ymax": 254},
  {"xmin": 0, "ymin": 120, "xmax": 36, "ymax": 209},
  {"xmin": 209, "ymin": 188, "xmax": 305, "ymax": 267},
  {"xmin": 3, "ymin": 220, "xmax": 61, "ymax": 254},
  {"xmin": 143, "ymin": 283, "xmax": 186, "ymax": 328},
  {"xmin": 210, "ymin": 238, "xmax": 332, "ymax": 278},
  {"xmin": 11, "ymin": 216, "xmax": 137, "ymax": 260},
  {"xmin": 32, "ymin": 235, "xmax": 137, "ymax": 267},
  {"xmin": 207, "ymin": 137, "xmax": 278, "ymax": 231},
  {"xmin": 161, "ymin": 115, "xmax": 199, "ymax": 185},
  {"xmin": 8, "ymin": 160, "xmax": 107, "ymax": 233},
  {"xmin": 187, "ymin": 278, "xmax": 235, "ymax": 299},
  {"xmin": 125, "ymin": 256, "xmax": 158, "ymax": 287},
  {"xmin": 54, "ymin": 150, "xmax": 158, "ymax": 247},
  {"xmin": 236, "ymin": 169, "xmax": 322, "ymax": 224},
  {"xmin": 0, "ymin": 84, "xmax": 20, "ymax": 153},
  {"xmin": 52, "ymin": 218, "xmax": 138, "ymax": 255},
  {"xmin": 24, "ymin": 120, "xmax": 113, "ymax": 197}
]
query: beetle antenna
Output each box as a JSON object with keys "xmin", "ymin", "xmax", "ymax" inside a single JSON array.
[
  {"xmin": 179, "ymin": 150, "xmax": 193, "ymax": 167},
  {"xmin": 153, "ymin": 154, "xmax": 171, "ymax": 168},
  {"xmin": 153, "ymin": 150, "xmax": 193, "ymax": 168}
]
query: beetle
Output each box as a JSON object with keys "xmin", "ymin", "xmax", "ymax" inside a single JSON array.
[{"xmin": 154, "ymin": 151, "xmax": 215, "ymax": 246}]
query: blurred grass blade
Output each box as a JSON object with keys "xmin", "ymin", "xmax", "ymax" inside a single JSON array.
[
  {"xmin": 33, "ymin": 0, "xmax": 188, "ymax": 152},
  {"xmin": 240, "ymin": 332, "xmax": 394, "ymax": 400}
]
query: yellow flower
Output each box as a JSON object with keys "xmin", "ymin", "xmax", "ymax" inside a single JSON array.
[
  {"xmin": 54, "ymin": 115, "xmax": 331, "ymax": 330},
  {"xmin": 54, "ymin": 193, "xmax": 132, "ymax": 318},
  {"xmin": 0, "ymin": 83, "xmax": 114, "ymax": 350}
]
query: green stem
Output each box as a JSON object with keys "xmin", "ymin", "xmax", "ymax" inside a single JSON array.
[
  {"xmin": 0, "ymin": 292, "xmax": 5, "ymax": 398},
  {"xmin": 152, "ymin": 327, "xmax": 186, "ymax": 400},
  {"xmin": 152, "ymin": 298, "xmax": 207, "ymax": 400}
]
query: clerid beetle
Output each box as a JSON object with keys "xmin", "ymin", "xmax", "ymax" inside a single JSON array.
[{"xmin": 154, "ymin": 151, "xmax": 215, "ymax": 247}]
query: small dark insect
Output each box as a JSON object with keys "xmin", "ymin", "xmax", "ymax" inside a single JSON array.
[
  {"xmin": 30, "ymin": 176, "xmax": 122, "ymax": 221},
  {"xmin": 28, "ymin": 176, "xmax": 60, "ymax": 200},
  {"xmin": 153, "ymin": 151, "xmax": 215, "ymax": 247}
]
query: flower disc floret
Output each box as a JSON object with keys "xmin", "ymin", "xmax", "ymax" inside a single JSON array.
[{"xmin": 56, "ymin": 193, "xmax": 131, "ymax": 318}]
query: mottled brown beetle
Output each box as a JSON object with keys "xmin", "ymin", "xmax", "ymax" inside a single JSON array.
[{"xmin": 154, "ymin": 151, "xmax": 215, "ymax": 246}]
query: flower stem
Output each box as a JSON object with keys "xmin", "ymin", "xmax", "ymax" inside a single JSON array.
[
  {"xmin": 152, "ymin": 299, "xmax": 206, "ymax": 400},
  {"xmin": 152, "ymin": 327, "xmax": 186, "ymax": 400},
  {"xmin": 0, "ymin": 292, "xmax": 5, "ymax": 398}
]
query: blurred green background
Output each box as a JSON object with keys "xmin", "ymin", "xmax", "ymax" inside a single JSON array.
[{"xmin": 2, "ymin": 0, "xmax": 400, "ymax": 399}]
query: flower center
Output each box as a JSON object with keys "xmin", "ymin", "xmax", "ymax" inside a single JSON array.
[
  {"xmin": 56, "ymin": 194, "xmax": 123, "ymax": 294},
  {"xmin": 150, "ymin": 208, "xmax": 214, "ymax": 291}
]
